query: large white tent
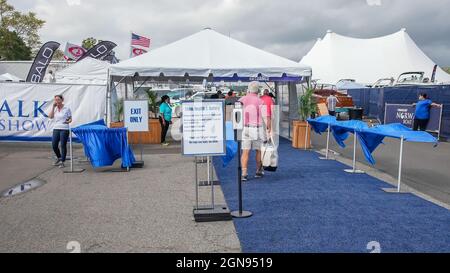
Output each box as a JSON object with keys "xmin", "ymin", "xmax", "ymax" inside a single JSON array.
[
  {"xmin": 55, "ymin": 57, "xmax": 110, "ymax": 85},
  {"xmin": 0, "ymin": 73, "xmax": 23, "ymax": 82},
  {"xmin": 110, "ymin": 28, "xmax": 311, "ymax": 78},
  {"xmin": 300, "ymin": 29, "xmax": 450, "ymax": 85}
]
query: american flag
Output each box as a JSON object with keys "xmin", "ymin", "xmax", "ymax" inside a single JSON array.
[{"xmin": 131, "ymin": 33, "xmax": 151, "ymax": 48}]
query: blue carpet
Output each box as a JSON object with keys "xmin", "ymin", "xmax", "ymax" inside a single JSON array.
[{"xmin": 213, "ymin": 138, "xmax": 450, "ymax": 253}]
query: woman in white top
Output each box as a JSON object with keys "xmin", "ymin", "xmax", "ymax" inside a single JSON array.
[{"xmin": 48, "ymin": 95, "xmax": 72, "ymax": 168}]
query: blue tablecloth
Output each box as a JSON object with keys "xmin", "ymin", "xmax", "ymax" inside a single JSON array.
[
  {"xmin": 308, "ymin": 117, "xmax": 438, "ymax": 165},
  {"xmin": 72, "ymin": 121, "xmax": 135, "ymax": 168}
]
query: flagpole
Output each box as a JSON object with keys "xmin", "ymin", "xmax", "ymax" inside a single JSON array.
[{"xmin": 129, "ymin": 31, "xmax": 133, "ymax": 58}]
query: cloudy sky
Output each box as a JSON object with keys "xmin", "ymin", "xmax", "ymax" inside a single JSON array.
[{"xmin": 9, "ymin": 0, "xmax": 450, "ymax": 66}]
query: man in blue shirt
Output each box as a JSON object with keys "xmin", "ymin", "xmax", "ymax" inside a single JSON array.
[{"xmin": 412, "ymin": 93, "xmax": 439, "ymax": 131}]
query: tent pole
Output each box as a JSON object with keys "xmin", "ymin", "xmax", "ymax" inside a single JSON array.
[
  {"xmin": 397, "ymin": 136, "xmax": 404, "ymax": 193},
  {"xmin": 106, "ymin": 69, "xmax": 111, "ymax": 126}
]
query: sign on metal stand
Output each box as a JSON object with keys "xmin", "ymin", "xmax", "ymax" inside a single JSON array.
[
  {"xmin": 124, "ymin": 100, "xmax": 148, "ymax": 168},
  {"xmin": 182, "ymin": 99, "xmax": 231, "ymax": 222}
]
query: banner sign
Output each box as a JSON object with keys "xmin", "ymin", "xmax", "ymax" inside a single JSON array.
[
  {"xmin": 0, "ymin": 82, "xmax": 106, "ymax": 141},
  {"xmin": 64, "ymin": 42, "xmax": 87, "ymax": 61},
  {"xmin": 124, "ymin": 100, "xmax": 149, "ymax": 132},
  {"xmin": 384, "ymin": 103, "xmax": 443, "ymax": 133},
  {"xmin": 182, "ymin": 100, "xmax": 226, "ymax": 156},
  {"xmin": 26, "ymin": 41, "xmax": 61, "ymax": 83},
  {"xmin": 77, "ymin": 41, "xmax": 117, "ymax": 62}
]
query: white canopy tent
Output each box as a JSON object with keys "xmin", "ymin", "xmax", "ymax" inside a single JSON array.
[
  {"xmin": 107, "ymin": 28, "xmax": 311, "ymax": 133},
  {"xmin": 0, "ymin": 73, "xmax": 23, "ymax": 82},
  {"xmin": 55, "ymin": 57, "xmax": 110, "ymax": 85},
  {"xmin": 300, "ymin": 29, "xmax": 450, "ymax": 85},
  {"xmin": 110, "ymin": 28, "xmax": 311, "ymax": 79}
]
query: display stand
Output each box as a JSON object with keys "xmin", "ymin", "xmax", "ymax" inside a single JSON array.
[
  {"xmin": 344, "ymin": 131, "xmax": 365, "ymax": 174},
  {"xmin": 193, "ymin": 156, "xmax": 231, "ymax": 222},
  {"xmin": 383, "ymin": 136, "xmax": 409, "ymax": 193},
  {"xmin": 63, "ymin": 127, "xmax": 85, "ymax": 174},
  {"xmin": 319, "ymin": 124, "xmax": 334, "ymax": 160},
  {"xmin": 182, "ymin": 100, "xmax": 231, "ymax": 222}
]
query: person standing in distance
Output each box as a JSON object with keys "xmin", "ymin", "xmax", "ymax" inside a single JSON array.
[
  {"xmin": 412, "ymin": 93, "xmax": 439, "ymax": 131},
  {"xmin": 159, "ymin": 95, "xmax": 173, "ymax": 146},
  {"xmin": 326, "ymin": 93, "xmax": 339, "ymax": 116},
  {"xmin": 48, "ymin": 95, "xmax": 72, "ymax": 168}
]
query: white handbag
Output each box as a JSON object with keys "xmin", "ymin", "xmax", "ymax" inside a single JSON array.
[{"xmin": 261, "ymin": 137, "xmax": 278, "ymax": 172}]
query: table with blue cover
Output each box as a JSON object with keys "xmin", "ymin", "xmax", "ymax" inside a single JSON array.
[
  {"xmin": 72, "ymin": 120, "xmax": 135, "ymax": 168},
  {"xmin": 308, "ymin": 117, "xmax": 438, "ymax": 165}
]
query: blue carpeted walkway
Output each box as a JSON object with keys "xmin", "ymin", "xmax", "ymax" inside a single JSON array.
[{"xmin": 213, "ymin": 138, "xmax": 450, "ymax": 253}]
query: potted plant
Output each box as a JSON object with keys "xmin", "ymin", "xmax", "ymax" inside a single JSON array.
[
  {"xmin": 110, "ymin": 98, "xmax": 124, "ymax": 128},
  {"xmin": 143, "ymin": 89, "xmax": 162, "ymax": 144},
  {"xmin": 293, "ymin": 85, "xmax": 317, "ymax": 149}
]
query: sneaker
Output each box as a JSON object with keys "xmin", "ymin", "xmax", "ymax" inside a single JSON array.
[
  {"xmin": 162, "ymin": 142, "xmax": 170, "ymax": 146},
  {"xmin": 59, "ymin": 162, "xmax": 65, "ymax": 168},
  {"xmin": 255, "ymin": 172, "xmax": 264, "ymax": 179},
  {"xmin": 255, "ymin": 167, "xmax": 264, "ymax": 178},
  {"xmin": 53, "ymin": 159, "xmax": 61, "ymax": 166},
  {"xmin": 241, "ymin": 174, "xmax": 248, "ymax": 182}
]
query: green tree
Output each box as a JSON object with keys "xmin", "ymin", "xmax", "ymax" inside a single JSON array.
[
  {"xmin": 82, "ymin": 37, "xmax": 97, "ymax": 50},
  {"xmin": 0, "ymin": 0, "xmax": 45, "ymax": 56},
  {"xmin": 0, "ymin": 0, "xmax": 13, "ymax": 27},
  {"xmin": 7, "ymin": 11, "xmax": 45, "ymax": 50},
  {"xmin": 52, "ymin": 49, "xmax": 66, "ymax": 61},
  {"xmin": 0, "ymin": 28, "xmax": 31, "ymax": 60}
]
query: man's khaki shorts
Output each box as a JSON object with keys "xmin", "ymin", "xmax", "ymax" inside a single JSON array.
[{"xmin": 241, "ymin": 126, "xmax": 266, "ymax": 151}]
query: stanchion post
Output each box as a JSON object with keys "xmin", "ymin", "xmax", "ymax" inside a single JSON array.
[{"xmin": 231, "ymin": 103, "xmax": 252, "ymax": 218}]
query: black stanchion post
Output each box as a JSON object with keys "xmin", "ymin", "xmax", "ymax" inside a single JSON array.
[{"xmin": 231, "ymin": 102, "xmax": 252, "ymax": 218}]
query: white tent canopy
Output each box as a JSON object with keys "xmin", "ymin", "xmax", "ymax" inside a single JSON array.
[
  {"xmin": 110, "ymin": 28, "xmax": 311, "ymax": 78},
  {"xmin": 0, "ymin": 73, "xmax": 23, "ymax": 82},
  {"xmin": 300, "ymin": 29, "xmax": 450, "ymax": 85},
  {"xmin": 55, "ymin": 57, "xmax": 110, "ymax": 85}
]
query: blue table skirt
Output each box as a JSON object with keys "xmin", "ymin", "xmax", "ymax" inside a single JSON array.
[{"xmin": 72, "ymin": 124, "xmax": 135, "ymax": 168}]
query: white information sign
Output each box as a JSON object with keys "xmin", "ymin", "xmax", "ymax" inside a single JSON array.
[
  {"xmin": 182, "ymin": 100, "xmax": 226, "ymax": 156},
  {"xmin": 124, "ymin": 100, "xmax": 149, "ymax": 132}
]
